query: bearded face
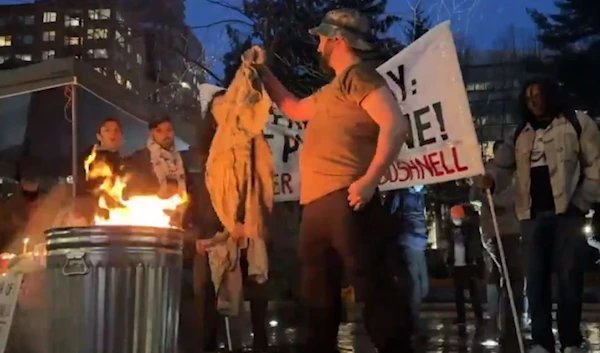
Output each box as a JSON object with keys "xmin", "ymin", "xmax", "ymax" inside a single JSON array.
[{"xmin": 317, "ymin": 36, "xmax": 335, "ymax": 75}]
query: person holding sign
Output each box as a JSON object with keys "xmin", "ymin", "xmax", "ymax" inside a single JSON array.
[
  {"xmin": 249, "ymin": 8, "xmax": 412, "ymax": 353},
  {"xmin": 477, "ymin": 78, "xmax": 600, "ymax": 353}
]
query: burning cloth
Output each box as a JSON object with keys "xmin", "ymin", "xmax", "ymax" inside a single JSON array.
[{"xmin": 205, "ymin": 46, "xmax": 274, "ymax": 239}]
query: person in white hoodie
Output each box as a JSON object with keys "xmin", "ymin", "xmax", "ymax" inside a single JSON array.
[{"xmin": 471, "ymin": 141, "xmax": 523, "ymax": 350}]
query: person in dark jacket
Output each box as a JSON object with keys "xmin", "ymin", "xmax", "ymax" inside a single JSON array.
[
  {"xmin": 74, "ymin": 117, "xmax": 123, "ymax": 222},
  {"xmin": 77, "ymin": 117, "xmax": 123, "ymax": 193},
  {"xmin": 124, "ymin": 116, "xmax": 185, "ymax": 198},
  {"xmin": 386, "ymin": 186, "xmax": 429, "ymax": 336},
  {"xmin": 445, "ymin": 203, "xmax": 485, "ymax": 327}
]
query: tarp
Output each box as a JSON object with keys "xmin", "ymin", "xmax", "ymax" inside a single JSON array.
[{"xmin": 0, "ymin": 58, "xmax": 155, "ymax": 119}]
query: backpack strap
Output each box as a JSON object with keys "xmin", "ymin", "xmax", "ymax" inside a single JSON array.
[
  {"xmin": 513, "ymin": 122, "xmax": 527, "ymax": 146},
  {"xmin": 565, "ymin": 110, "xmax": 582, "ymax": 139}
]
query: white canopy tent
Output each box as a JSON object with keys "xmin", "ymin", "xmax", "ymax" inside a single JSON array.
[{"xmin": 0, "ymin": 58, "xmax": 194, "ymax": 193}]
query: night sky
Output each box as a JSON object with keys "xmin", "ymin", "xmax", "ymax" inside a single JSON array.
[
  {"xmin": 0, "ymin": 0, "xmax": 558, "ymax": 78},
  {"xmin": 186, "ymin": 0, "xmax": 557, "ymax": 78}
]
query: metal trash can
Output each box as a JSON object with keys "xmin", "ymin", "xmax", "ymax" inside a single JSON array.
[{"xmin": 45, "ymin": 225, "xmax": 184, "ymax": 353}]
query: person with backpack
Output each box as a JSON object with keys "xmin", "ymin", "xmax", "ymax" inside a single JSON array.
[
  {"xmin": 477, "ymin": 78, "xmax": 600, "ymax": 353},
  {"xmin": 386, "ymin": 186, "xmax": 429, "ymax": 338}
]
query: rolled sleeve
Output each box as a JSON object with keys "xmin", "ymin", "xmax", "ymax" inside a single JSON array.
[{"xmin": 339, "ymin": 63, "xmax": 387, "ymax": 105}]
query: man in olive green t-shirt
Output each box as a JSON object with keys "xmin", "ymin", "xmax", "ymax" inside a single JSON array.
[{"xmin": 252, "ymin": 8, "xmax": 412, "ymax": 353}]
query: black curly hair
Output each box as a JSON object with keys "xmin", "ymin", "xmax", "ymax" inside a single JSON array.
[{"xmin": 518, "ymin": 77, "xmax": 571, "ymax": 123}]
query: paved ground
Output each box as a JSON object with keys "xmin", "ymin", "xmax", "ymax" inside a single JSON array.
[{"xmin": 210, "ymin": 303, "xmax": 600, "ymax": 352}]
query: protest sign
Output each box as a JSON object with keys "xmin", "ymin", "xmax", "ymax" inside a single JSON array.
[
  {"xmin": 198, "ymin": 21, "xmax": 483, "ymax": 202},
  {"xmin": 0, "ymin": 273, "xmax": 23, "ymax": 353},
  {"xmin": 375, "ymin": 21, "xmax": 483, "ymax": 191}
]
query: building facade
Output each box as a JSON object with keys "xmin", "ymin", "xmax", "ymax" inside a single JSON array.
[
  {"xmin": 460, "ymin": 50, "xmax": 540, "ymax": 159},
  {"xmin": 0, "ymin": 0, "xmax": 203, "ymax": 102}
]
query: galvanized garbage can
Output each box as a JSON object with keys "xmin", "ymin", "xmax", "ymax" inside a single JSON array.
[{"xmin": 45, "ymin": 225, "xmax": 184, "ymax": 353}]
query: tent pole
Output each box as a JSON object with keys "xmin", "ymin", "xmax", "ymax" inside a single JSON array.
[{"xmin": 71, "ymin": 79, "xmax": 78, "ymax": 198}]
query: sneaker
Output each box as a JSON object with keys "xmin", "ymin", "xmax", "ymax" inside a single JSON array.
[
  {"xmin": 529, "ymin": 345, "xmax": 552, "ymax": 353},
  {"xmin": 564, "ymin": 346, "xmax": 587, "ymax": 353}
]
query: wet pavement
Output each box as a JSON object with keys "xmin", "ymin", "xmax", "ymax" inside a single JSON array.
[{"xmin": 212, "ymin": 302, "xmax": 600, "ymax": 353}]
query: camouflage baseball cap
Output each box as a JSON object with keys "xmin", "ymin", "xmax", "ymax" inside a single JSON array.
[{"xmin": 309, "ymin": 8, "xmax": 374, "ymax": 50}]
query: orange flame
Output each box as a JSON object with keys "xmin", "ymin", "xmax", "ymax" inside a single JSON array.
[{"xmin": 84, "ymin": 148, "xmax": 187, "ymax": 228}]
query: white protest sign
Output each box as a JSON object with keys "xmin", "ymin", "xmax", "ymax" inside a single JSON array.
[
  {"xmin": 375, "ymin": 21, "xmax": 483, "ymax": 190},
  {"xmin": 198, "ymin": 21, "xmax": 483, "ymax": 202},
  {"xmin": 0, "ymin": 273, "xmax": 23, "ymax": 352}
]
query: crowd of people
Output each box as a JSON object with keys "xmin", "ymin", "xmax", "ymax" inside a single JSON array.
[{"xmin": 2, "ymin": 6, "xmax": 600, "ymax": 353}]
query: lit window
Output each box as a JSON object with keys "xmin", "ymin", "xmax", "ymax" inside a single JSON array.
[
  {"xmin": 0, "ymin": 36, "xmax": 11, "ymax": 47},
  {"xmin": 127, "ymin": 44, "xmax": 131, "ymax": 53},
  {"xmin": 64, "ymin": 15, "xmax": 81, "ymax": 27},
  {"xmin": 64, "ymin": 36, "xmax": 81, "ymax": 46},
  {"xmin": 43, "ymin": 12, "xmax": 57, "ymax": 23},
  {"xmin": 43, "ymin": 31, "xmax": 56, "ymax": 42},
  {"xmin": 125, "ymin": 80, "xmax": 132, "ymax": 90},
  {"xmin": 22, "ymin": 35, "xmax": 33, "ymax": 45},
  {"xmin": 15, "ymin": 54, "xmax": 32, "ymax": 61},
  {"xmin": 0, "ymin": 56, "xmax": 8, "ymax": 64},
  {"xmin": 21, "ymin": 15, "xmax": 35, "ymax": 25},
  {"xmin": 88, "ymin": 9, "xmax": 111, "ymax": 20},
  {"xmin": 87, "ymin": 48, "xmax": 108, "ymax": 59},
  {"xmin": 42, "ymin": 50, "xmax": 55, "ymax": 60},
  {"xmin": 114, "ymin": 71, "xmax": 122, "ymax": 84},
  {"xmin": 136, "ymin": 53, "xmax": 142, "ymax": 64},
  {"xmin": 87, "ymin": 28, "xmax": 108, "ymax": 40}
]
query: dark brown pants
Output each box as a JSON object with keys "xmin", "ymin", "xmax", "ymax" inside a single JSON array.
[{"xmin": 299, "ymin": 189, "xmax": 413, "ymax": 353}]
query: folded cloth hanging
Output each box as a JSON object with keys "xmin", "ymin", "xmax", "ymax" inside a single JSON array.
[{"xmin": 205, "ymin": 46, "xmax": 274, "ymax": 240}]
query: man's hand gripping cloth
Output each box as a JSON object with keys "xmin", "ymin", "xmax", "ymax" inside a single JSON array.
[{"xmin": 205, "ymin": 45, "xmax": 274, "ymax": 240}]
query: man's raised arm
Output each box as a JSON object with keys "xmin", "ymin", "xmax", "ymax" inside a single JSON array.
[{"xmin": 258, "ymin": 66, "xmax": 316, "ymax": 122}]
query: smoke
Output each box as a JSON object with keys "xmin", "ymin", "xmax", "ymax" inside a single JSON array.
[{"xmin": 1, "ymin": 183, "xmax": 86, "ymax": 353}]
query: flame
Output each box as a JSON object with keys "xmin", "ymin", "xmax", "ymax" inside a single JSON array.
[{"xmin": 84, "ymin": 148, "xmax": 187, "ymax": 228}]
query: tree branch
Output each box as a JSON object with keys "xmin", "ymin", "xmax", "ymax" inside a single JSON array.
[
  {"xmin": 204, "ymin": 0, "xmax": 249, "ymax": 19},
  {"xmin": 190, "ymin": 19, "xmax": 253, "ymax": 29}
]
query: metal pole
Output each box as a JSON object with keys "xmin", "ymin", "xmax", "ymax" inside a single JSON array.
[
  {"xmin": 71, "ymin": 79, "xmax": 78, "ymax": 198},
  {"xmin": 485, "ymin": 189, "xmax": 525, "ymax": 353},
  {"xmin": 224, "ymin": 316, "xmax": 233, "ymax": 351}
]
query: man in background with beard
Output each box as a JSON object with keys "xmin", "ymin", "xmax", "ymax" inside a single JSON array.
[
  {"xmin": 250, "ymin": 8, "xmax": 413, "ymax": 353},
  {"xmin": 125, "ymin": 116, "xmax": 186, "ymax": 203}
]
